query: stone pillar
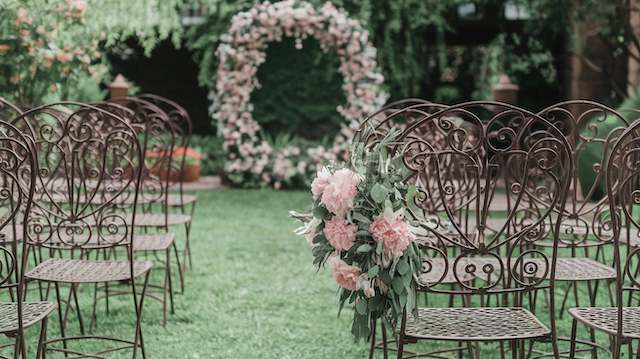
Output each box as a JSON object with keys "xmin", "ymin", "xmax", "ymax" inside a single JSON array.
[{"xmin": 108, "ymin": 74, "xmax": 130, "ymax": 99}]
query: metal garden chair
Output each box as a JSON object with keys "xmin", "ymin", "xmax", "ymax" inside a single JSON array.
[
  {"xmin": 0, "ymin": 117, "xmax": 54, "ymax": 359},
  {"xmin": 394, "ymin": 102, "xmax": 573, "ymax": 358},
  {"xmin": 11, "ymin": 102, "xmax": 152, "ymax": 358},
  {"xmin": 569, "ymin": 118, "xmax": 640, "ymax": 359}
]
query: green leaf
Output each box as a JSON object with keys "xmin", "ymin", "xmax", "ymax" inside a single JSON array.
[
  {"xmin": 357, "ymin": 244, "xmax": 373, "ymax": 253},
  {"xmin": 397, "ymin": 259, "xmax": 410, "ymax": 275},
  {"xmin": 380, "ymin": 271, "xmax": 392, "ymax": 285},
  {"xmin": 370, "ymin": 183, "xmax": 389, "ymax": 203},
  {"xmin": 392, "ymin": 277, "xmax": 405, "ymax": 294},
  {"xmin": 407, "ymin": 287, "xmax": 416, "ymax": 312},
  {"xmin": 368, "ymin": 265, "xmax": 380, "ymax": 278},
  {"xmin": 352, "ymin": 212, "xmax": 371, "ymax": 224},
  {"xmin": 312, "ymin": 205, "xmax": 329, "ymax": 219},
  {"xmin": 355, "ymin": 298, "xmax": 367, "ymax": 315}
]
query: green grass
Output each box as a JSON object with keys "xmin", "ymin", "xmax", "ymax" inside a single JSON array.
[{"xmin": 0, "ymin": 189, "xmax": 621, "ymax": 358}]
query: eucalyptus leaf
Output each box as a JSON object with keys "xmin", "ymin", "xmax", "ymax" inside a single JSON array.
[
  {"xmin": 392, "ymin": 277, "xmax": 405, "ymax": 294},
  {"xmin": 355, "ymin": 298, "xmax": 367, "ymax": 315},
  {"xmin": 368, "ymin": 265, "xmax": 380, "ymax": 277},
  {"xmin": 370, "ymin": 183, "xmax": 389, "ymax": 203},
  {"xmin": 397, "ymin": 259, "xmax": 410, "ymax": 275},
  {"xmin": 352, "ymin": 212, "xmax": 371, "ymax": 224},
  {"xmin": 357, "ymin": 244, "xmax": 373, "ymax": 253}
]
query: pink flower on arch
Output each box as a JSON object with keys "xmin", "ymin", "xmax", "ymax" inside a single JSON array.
[
  {"xmin": 329, "ymin": 255, "xmax": 361, "ymax": 291},
  {"xmin": 369, "ymin": 207, "xmax": 413, "ymax": 258},
  {"xmin": 320, "ymin": 168, "xmax": 359, "ymax": 216},
  {"xmin": 323, "ymin": 216, "xmax": 357, "ymax": 251}
]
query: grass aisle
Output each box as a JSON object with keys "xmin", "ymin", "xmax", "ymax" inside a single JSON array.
[{"xmin": 147, "ymin": 189, "xmax": 370, "ymax": 358}]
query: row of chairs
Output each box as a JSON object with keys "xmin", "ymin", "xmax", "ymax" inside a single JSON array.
[
  {"xmin": 355, "ymin": 100, "xmax": 640, "ymax": 358},
  {"xmin": 0, "ymin": 96, "xmax": 197, "ymax": 358}
]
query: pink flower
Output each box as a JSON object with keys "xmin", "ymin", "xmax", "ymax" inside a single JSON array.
[
  {"xmin": 369, "ymin": 207, "xmax": 413, "ymax": 258},
  {"xmin": 329, "ymin": 256, "xmax": 361, "ymax": 291},
  {"xmin": 363, "ymin": 286, "xmax": 375, "ymax": 298},
  {"xmin": 320, "ymin": 169, "xmax": 359, "ymax": 216},
  {"xmin": 323, "ymin": 217, "xmax": 357, "ymax": 251},
  {"xmin": 15, "ymin": 8, "xmax": 32, "ymax": 26},
  {"xmin": 310, "ymin": 167, "xmax": 330, "ymax": 199}
]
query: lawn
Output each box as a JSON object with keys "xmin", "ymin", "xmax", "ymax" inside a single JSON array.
[{"xmin": 2, "ymin": 189, "xmax": 616, "ymax": 358}]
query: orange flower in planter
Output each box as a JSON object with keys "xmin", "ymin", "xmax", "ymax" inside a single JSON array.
[{"xmin": 145, "ymin": 147, "xmax": 204, "ymax": 183}]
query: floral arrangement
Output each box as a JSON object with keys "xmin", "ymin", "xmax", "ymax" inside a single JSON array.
[
  {"xmin": 292, "ymin": 131, "xmax": 421, "ymax": 340},
  {"xmin": 212, "ymin": 0, "xmax": 387, "ymax": 189}
]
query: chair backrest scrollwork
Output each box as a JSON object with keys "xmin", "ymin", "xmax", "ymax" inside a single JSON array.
[
  {"xmin": 10, "ymin": 102, "xmax": 144, "ymax": 250},
  {"xmin": 537, "ymin": 100, "xmax": 629, "ymax": 248},
  {"xmin": 393, "ymin": 102, "xmax": 573, "ymax": 297}
]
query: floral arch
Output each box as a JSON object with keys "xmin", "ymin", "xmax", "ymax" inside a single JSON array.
[{"xmin": 212, "ymin": 0, "xmax": 387, "ymax": 188}]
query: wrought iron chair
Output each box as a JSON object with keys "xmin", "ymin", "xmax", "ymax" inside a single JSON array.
[
  {"xmin": 0, "ymin": 118, "xmax": 54, "ymax": 359},
  {"xmin": 356, "ymin": 100, "xmax": 482, "ymax": 357},
  {"xmin": 393, "ymin": 102, "xmax": 572, "ymax": 358},
  {"xmin": 533, "ymin": 101, "xmax": 627, "ymax": 313},
  {"xmin": 12, "ymin": 102, "xmax": 152, "ymax": 358},
  {"xmin": 568, "ymin": 118, "xmax": 640, "ymax": 359},
  {"xmin": 137, "ymin": 94, "xmax": 196, "ymax": 273},
  {"xmin": 97, "ymin": 98, "xmax": 180, "ymax": 325}
]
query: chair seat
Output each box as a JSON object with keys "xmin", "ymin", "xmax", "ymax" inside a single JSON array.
[
  {"xmin": 0, "ymin": 302, "xmax": 55, "ymax": 333},
  {"xmin": 569, "ymin": 307, "xmax": 640, "ymax": 339},
  {"xmin": 404, "ymin": 307, "xmax": 550, "ymax": 341},
  {"xmin": 166, "ymin": 194, "xmax": 197, "ymax": 206},
  {"xmin": 133, "ymin": 232, "xmax": 175, "ymax": 251},
  {"xmin": 26, "ymin": 258, "xmax": 152, "ymax": 283},
  {"xmin": 552, "ymin": 258, "xmax": 616, "ymax": 281},
  {"xmin": 128, "ymin": 213, "xmax": 191, "ymax": 227}
]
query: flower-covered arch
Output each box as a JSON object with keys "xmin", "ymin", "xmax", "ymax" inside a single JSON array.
[{"xmin": 212, "ymin": 0, "xmax": 387, "ymax": 188}]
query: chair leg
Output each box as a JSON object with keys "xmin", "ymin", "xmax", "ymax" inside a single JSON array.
[
  {"xmin": 172, "ymin": 242, "xmax": 185, "ymax": 294},
  {"xmin": 36, "ymin": 317, "xmax": 48, "ymax": 359},
  {"xmin": 381, "ymin": 321, "xmax": 388, "ymax": 359},
  {"xmin": 54, "ymin": 282, "xmax": 68, "ymax": 358},
  {"xmin": 132, "ymin": 271, "xmax": 150, "ymax": 359},
  {"xmin": 569, "ymin": 318, "xmax": 578, "ymax": 359},
  {"xmin": 162, "ymin": 248, "xmax": 172, "ymax": 327},
  {"xmin": 368, "ymin": 317, "xmax": 376, "ymax": 359},
  {"xmin": 396, "ymin": 313, "xmax": 406, "ymax": 359},
  {"xmin": 612, "ymin": 335, "xmax": 622, "ymax": 359},
  {"xmin": 167, "ymin": 249, "xmax": 175, "ymax": 315},
  {"xmin": 182, "ymin": 220, "xmax": 192, "ymax": 272}
]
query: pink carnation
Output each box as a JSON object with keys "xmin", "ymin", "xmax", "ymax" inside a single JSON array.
[
  {"xmin": 369, "ymin": 208, "xmax": 413, "ymax": 257},
  {"xmin": 329, "ymin": 256, "xmax": 361, "ymax": 291},
  {"xmin": 323, "ymin": 217, "xmax": 357, "ymax": 251},
  {"xmin": 311, "ymin": 167, "xmax": 331, "ymax": 199},
  {"xmin": 320, "ymin": 168, "xmax": 359, "ymax": 216}
]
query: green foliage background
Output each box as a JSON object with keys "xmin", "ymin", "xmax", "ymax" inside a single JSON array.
[{"xmin": 185, "ymin": 0, "xmax": 563, "ymax": 141}]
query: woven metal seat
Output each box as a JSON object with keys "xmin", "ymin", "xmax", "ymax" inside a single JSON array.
[
  {"xmin": 404, "ymin": 307, "xmax": 550, "ymax": 341},
  {"xmin": 132, "ymin": 232, "xmax": 175, "ymax": 251},
  {"xmin": 26, "ymin": 258, "xmax": 152, "ymax": 283},
  {"xmin": 167, "ymin": 194, "xmax": 197, "ymax": 206},
  {"xmin": 552, "ymin": 258, "xmax": 616, "ymax": 281},
  {"xmin": 569, "ymin": 307, "xmax": 640, "ymax": 339},
  {"xmin": 0, "ymin": 302, "xmax": 55, "ymax": 334},
  {"xmin": 128, "ymin": 213, "xmax": 191, "ymax": 227}
]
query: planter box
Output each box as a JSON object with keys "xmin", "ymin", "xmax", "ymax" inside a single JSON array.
[{"xmin": 152, "ymin": 164, "xmax": 201, "ymax": 183}]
